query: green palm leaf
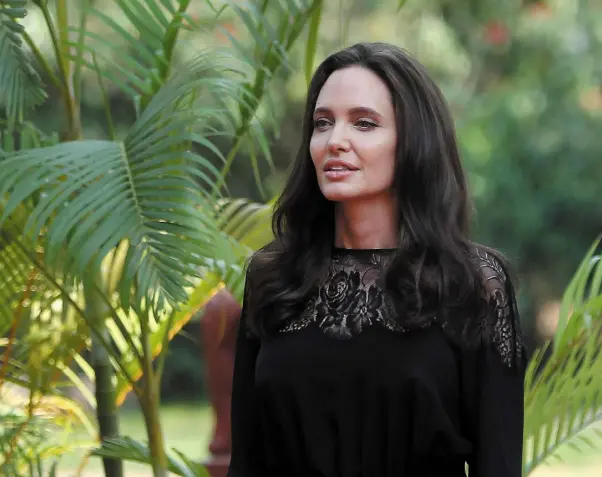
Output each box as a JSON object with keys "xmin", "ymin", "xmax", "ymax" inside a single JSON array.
[
  {"xmin": 214, "ymin": 0, "xmax": 325, "ymax": 193},
  {"xmin": 67, "ymin": 0, "xmax": 197, "ymax": 102},
  {"xmin": 110, "ymin": 197, "xmax": 272, "ymax": 402},
  {"xmin": 0, "ymin": 218, "xmax": 90, "ymax": 395},
  {"xmin": 0, "ymin": 0, "xmax": 46, "ymax": 124},
  {"xmin": 523, "ymin": 238, "xmax": 602, "ymax": 474},
  {"xmin": 112, "ymin": 271, "xmax": 224, "ymax": 404},
  {"xmin": 0, "ymin": 223, "xmax": 96, "ymax": 466},
  {"xmin": 0, "ymin": 390, "xmax": 95, "ymax": 475},
  {"xmin": 0, "ymin": 54, "xmax": 255, "ymax": 311},
  {"xmin": 113, "ymin": 197, "xmax": 273, "ymax": 401},
  {"xmin": 214, "ymin": 197, "xmax": 273, "ymax": 252},
  {"xmin": 92, "ymin": 436, "xmax": 211, "ymax": 477},
  {"xmin": 226, "ymin": 0, "xmax": 324, "ymax": 123}
]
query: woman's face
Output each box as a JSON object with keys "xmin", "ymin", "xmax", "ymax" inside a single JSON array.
[{"xmin": 310, "ymin": 66, "xmax": 397, "ymax": 203}]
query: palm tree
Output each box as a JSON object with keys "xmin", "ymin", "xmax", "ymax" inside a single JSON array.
[
  {"xmin": 0, "ymin": 0, "xmax": 325, "ymax": 476},
  {"xmin": 3, "ymin": 1, "xmax": 599, "ymax": 476}
]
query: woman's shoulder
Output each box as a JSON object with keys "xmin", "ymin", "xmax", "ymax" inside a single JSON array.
[
  {"xmin": 462, "ymin": 244, "xmax": 527, "ymax": 367},
  {"xmin": 244, "ymin": 241, "xmax": 278, "ymax": 277},
  {"xmin": 468, "ymin": 244, "xmax": 512, "ymax": 300}
]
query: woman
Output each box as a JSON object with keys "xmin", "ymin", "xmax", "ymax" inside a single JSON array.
[{"xmin": 228, "ymin": 42, "xmax": 527, "ymax": 477}]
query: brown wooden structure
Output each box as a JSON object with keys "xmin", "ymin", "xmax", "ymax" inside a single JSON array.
[{"xmin": 199, "ymin": 288, "xmax": 242, "ymax": 477}]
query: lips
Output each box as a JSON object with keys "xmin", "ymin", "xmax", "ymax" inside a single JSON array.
[
  {"xmin": 323, "ymin": 160, "xmax": 359, "ymax": 172},
  {"xmin": 322, "ymin": 160, "xmax": 358, "ymax": 181}
]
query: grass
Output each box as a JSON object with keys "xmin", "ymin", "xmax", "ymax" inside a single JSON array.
[{"xmin": 57, "ymin": 403, "xmax": 602, "ymax": 476}]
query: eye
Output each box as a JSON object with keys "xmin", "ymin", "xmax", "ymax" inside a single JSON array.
[
  {"xmin": 355, "ymin": 119, "xmax": 378, "ymax": 130},
  {"xmin": 313, "ymin": 118, "xmax": 332, "ymax": 130}
]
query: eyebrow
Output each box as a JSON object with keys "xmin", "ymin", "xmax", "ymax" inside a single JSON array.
[{"xmin": 313, "ymin": 106, "xmax": 383, "ymax": 118}]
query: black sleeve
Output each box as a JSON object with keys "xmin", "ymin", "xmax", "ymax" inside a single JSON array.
[
  {"xmin": 227, "ymin": 271, "xmax": 266, "ymax": 477},
  {"xmin": 463, "ymin": 252, "xmax": 527, "ymax": 477}
]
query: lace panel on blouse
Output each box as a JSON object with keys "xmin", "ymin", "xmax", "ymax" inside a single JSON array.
[
  {"xmin": 470, "ymin": 248, "xmax": 526, "ymax": 368},
  {"xmin": 278, "ymin": 248, "xmax": 525, "ymax": 368},
  {"xmin": 280, "ymin": 249, "xmax": 404, "ymax": 338}
]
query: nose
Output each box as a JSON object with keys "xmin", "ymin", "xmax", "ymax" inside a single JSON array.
[{"xmin": 327, "ymin": 124, "xmax": 351, "ymax": 154}]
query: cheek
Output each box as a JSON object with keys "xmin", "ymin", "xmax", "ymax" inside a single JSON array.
[
  {"xmin": 309, "ymin": 136, "xmax": 324, "ymax": 166},
  {"xmin": 362, "ymin": 142, "xmax": 396, "ymax": 182}
]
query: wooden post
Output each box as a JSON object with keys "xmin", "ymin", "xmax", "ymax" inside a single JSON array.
[{"xmin": 199, "ymin": 289, "xmax": 241, "ymax": 477}]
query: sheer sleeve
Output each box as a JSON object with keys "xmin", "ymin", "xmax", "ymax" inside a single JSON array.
[
  {"xmin": 227, "ymin": 269, "xmax": 266, "ymax": 477},
  {"xmin": 462, "ymin": 251, "xmax": 527, "ymax": 477}
]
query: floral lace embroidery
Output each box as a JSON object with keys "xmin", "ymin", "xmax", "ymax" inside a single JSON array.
[
  {"xmin": 278, "ymin": 247, "xmax": 525, "ymax": 368},
  {"xmin": 472, "ymin": 248, "xmax": 526, "ymax": 368},
  {"xmin": 280, "ymin": 249, "xmax": 405, "ymax": 338}
]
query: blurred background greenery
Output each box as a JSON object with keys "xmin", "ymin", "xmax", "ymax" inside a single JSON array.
[
  {"xmin": 1, "ymin": 0, "xmax": 601, "ymax": 475},
  {"xmin": 52, "ymin": 0, "xmax": 601, "ymax": 403}
]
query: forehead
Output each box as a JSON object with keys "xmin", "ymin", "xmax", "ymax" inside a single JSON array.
[{"xmin": 315, "ymin": 66, "xmax": 393, "ymax": 112}]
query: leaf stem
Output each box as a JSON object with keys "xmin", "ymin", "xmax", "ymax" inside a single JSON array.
[
  {"xmin": 73, "ymin": 0, "xmax": 90, "ymax": 102},
  {"xmin": 139, "ymin": 0, "xmax": 192, "ymax": 112},
  {"xmin": 92, "ymin": 52, "xmax": 116, "ymax": 140},
  {"xmin": 21, "ymin": 31, "xmax": 61, "ymax": 90},
  {"xmin": 138, "ymin": 301, "xmax": 169, "ymax": 477},
  {"xmin": 37, "ymin": 1, "xmax": 81, "ymax": 140},
  {"xmin": 214, "ymin": 0, "xmax": 323, "ymax": 198}
]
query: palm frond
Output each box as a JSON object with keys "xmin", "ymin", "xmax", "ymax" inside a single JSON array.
[
  {"xmin": 207, "ymin": 196, "xmax": 274, "ymax": 303},
  {"xmin": 523, "ymin": 238, "xmax": 602, "ymax": 474},
  {"xmin": 112, "ymin": 197, "xmax": 271, "ymax": 402},
  {"xmin": 93, "ymin": 436, "xmax": 211, "ymax": 477},
  {"xmin": 0, "ymin": 0, "xmax": 46, "ymax": 125},
  {"xmin": 66, "ymin": 0, "xmax": 197, "ymax": 102},
  {"xmin": 214, "ymin": 197, "xmax": 273, "ymax": 251},
  {"xmin": 0, "ymin": 122, "xmax": 59, "ymax": 152},
  {"xmin": 208, "ymin": 0, "xmax": 324, "ymax": 194},
  {"xmin": 113, "ymin": 272, "xmax": 224, "ymax": 404},
  {"xmin": 0, "ymin": 385, "xmax": 95, "ymax": 475},
  {"xmin": 0, "ymin": 218, "xmax": 91, "ymax": 396},
  {"xmin": 555, "ymin": 238, "xmax": 602, "ymax": 346},
  {"xmin": 0, "ymin": 53, "xmax": 256, "ymax": 311},
  {"xmin": 225, "ymin": 0, "xmax": 324, "ymax": 127}
]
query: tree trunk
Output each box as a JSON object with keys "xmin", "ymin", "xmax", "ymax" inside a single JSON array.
[{"xmin": 86, "ymin": 283, "xmax": 124, "ymax": 477}]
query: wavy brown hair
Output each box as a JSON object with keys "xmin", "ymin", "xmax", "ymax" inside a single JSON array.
[{"xmin": 245, "ymin": 42, "xmax": 509, "ymax": 336}]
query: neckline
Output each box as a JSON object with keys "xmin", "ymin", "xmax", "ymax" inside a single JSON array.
[{"xmin": 332, "ymin": 246, "xmax": 397, "ymax": 254}]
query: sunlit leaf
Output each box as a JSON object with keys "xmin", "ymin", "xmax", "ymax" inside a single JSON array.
[
  {"xmin": 0, "ymin": 53, "xmax": 255, "ymax": 311},
  {"xmin": 523, "ymin": 238, "xmax": 602, "ymax": 474}
]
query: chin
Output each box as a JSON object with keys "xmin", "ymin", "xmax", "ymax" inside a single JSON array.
[{"xmin": 319, "ymin": 184, "xmax": 362, "ymax": 202}]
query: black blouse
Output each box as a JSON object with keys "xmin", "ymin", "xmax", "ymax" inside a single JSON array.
[{"xmin": 228, "ymin": 248, "xmax": 527, "ymax": 477}]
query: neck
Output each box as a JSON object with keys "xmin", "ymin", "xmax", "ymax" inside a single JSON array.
[{"xmin": 334, "ymin": 195, "xmax": 398, "ymax": 249}]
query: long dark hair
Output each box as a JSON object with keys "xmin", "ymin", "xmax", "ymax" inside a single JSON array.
[{"xmin": 246, "ymin": 42, "xmax": 507, "ymax": 336}]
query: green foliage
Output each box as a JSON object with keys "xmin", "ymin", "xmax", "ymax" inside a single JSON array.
[
  {"xmin": 0, "ymin": 54, "xmax": 252, "ymax": 310},
  {"xmin": 0, "ymin": 215, "xmax": 89, "ymax": 396},
  {"xmin": 0, "ymin": 0, "xmax": 46, "ymax": 125},
  {"xmin": 1, "ymin": 1, "xmax": 327, "ymax": 476},
  {"xmin": 447, "ymin": 0, "xmax": 602, "ymax": 302},
  {"xmin": 67, "ymin": 0, "xmax": 200, "ymax": 106},
  {"xmin": 0, "ymin": 388, "xmax": 95, "ymax": 476},
  {"xmin": 2, "ymin": 0, "xmax": 601, "ymax": 475},
  {"xmin": 523, "ymin": 238, "xmax": 602, "ymax": 474},
  {"xmin": 304, "ymin": 1, "xmax": 323, "ymax": 86},
  {"xmin": 92, "ymin": 436, "xmax": 211, "ymax": 477}
]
